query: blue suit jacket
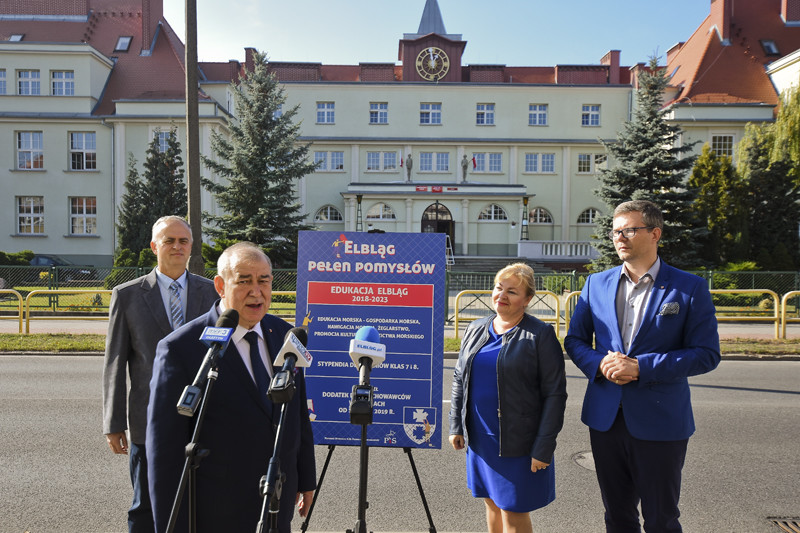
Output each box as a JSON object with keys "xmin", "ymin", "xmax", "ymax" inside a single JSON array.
[
  {"xmin": 146, "ymin": 304, "xmax": 316, "ymax": 533},
  {"xmin": 564, "ymin": 261, "xmax": 720, "ymax": 441}
]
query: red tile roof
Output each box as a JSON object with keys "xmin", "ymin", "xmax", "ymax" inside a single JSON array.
[{"xmin": 666, "ymin": 0, "xmax": 800, "ymax": 107}]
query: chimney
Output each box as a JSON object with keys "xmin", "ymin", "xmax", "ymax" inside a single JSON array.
[
  {"xmin": 600, "ymin": 50, "xmax": 621, "ymax": 84},
  {"xmin": 710, "ymin": 0, "xmax": 732, "ymax": 44},
  {"xmin": 141, "ymin": 0, "xmax": 163, "ymax": 53},
  {"xmin": 782, "ymin": 0, "xmax": 800, "ymax": 23}
]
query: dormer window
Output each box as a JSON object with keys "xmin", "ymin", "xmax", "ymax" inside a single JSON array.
[
  {"xmin": 761, "ymin": 40, "xmax": 780, "ymax": 56},
  {"xmin": 114, "ymin": 36, "xmax": 132, "ymax": 52},
  {"xmin": 9, "ymin": 34, "xmax": 24, "ymax": 42}
]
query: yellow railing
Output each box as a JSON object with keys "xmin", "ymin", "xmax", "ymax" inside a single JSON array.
[
  {"xmin": 0, "ymin": 289, "xmax": 25, "ymax": 334},
  {"xmin": 24, "ymin": 290, "xmax": 113, "ymax": 334},
  {"xmin": 560, "ymin": 289, "xmax": 783, "ymax": 339},
  {"xmin": 780, "ymin": 291, "xmax": 800, "ymax": 339},
  {"xmin": 453, "ymin": 289, "xmax": 561, "ymax": 339}
]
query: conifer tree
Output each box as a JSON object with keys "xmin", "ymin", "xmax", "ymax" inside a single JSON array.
[
  {"xmin": 688, "ymin": 144, "xmax": 748, "ymax": 266},
  {"xmin": 592, "ymin": 57, "xmax": 700, "ymax": 271},
  {"xmin": 117, "ymin": 153, "xmax": 151, "ymax": 253},
  {"xmin": 142, "ymin": 127, "xmax": 187, "ymax": 220},
  {"xmin": 202, "ymin": 49, "xmax": 315, "ymax": 267}
]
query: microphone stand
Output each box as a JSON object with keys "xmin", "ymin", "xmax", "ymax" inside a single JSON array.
[
  {"xmin": 348, "ymin": 358, "xmax": 374, "ymax": 533},
  {"xmin": 256, "ymin": 363, "xmax": 296, "ymax": 533},
  {"xmin": 167, "ymin": 367, "xmax": 219, "ymax": 533}
]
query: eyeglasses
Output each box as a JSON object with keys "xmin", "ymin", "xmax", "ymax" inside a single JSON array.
[{"xmin": 608, "ymin": 226, "xmax": 653, "ymax": 240}]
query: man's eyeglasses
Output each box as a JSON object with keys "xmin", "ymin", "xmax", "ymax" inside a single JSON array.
[{"xmin": 608, "ymin": 226, "xmax": 654, "ymax": 240}]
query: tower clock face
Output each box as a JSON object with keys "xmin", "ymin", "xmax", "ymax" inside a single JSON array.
[{"xmin": 415, "ymin": 46, "xmax": 450, "ymax": 81}]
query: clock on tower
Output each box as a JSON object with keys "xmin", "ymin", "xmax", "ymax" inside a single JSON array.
[{"xmin": 415, "ymin": 46, "xmax": 450, "ymax": 81}]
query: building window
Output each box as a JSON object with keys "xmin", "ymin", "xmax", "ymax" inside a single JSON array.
[
  {"xmin": 529, "ymin": 207, "xmax": 553, "ymax": 224},
  {"xmin": 420, "ymin": 103, "xmax": 442, "ymax": 125},
  {"xmin": 273, "ymin": 104, "xmax": 282, "ymax": 119},
  {"xmin": 761, "ymin": 40, "xmax": 780, "ymax": 56},
  {"xmin": 0, "ymin": 70, "xmax": 5, "ymax": 95},
  {"xmin": 581, "ymin": 104, "xmax": 600, "ymax": 127},
  {"xmin": 69, "ymin": 132, "xmax": 97, "ymax": 170},
  {"xmin": 473, "ymin": 152, "xmax": 502, "ymax": 172},
  {"xmin": 9, "ymin": 34, "xmax": 24, "ymax": 42},
  {"xmin": 369, "ymin": 102, "xmax": 388, "ymax": 124},
  {"xmin": 524, "ymin": 153, "xmax": 556, "ymax": 173},
  {"xmin": 478, "ymin": 204, "xmax": 508, "ymax": 221},
  {"xmin": 17, "ymin": 132, "xmax": 44, "ymax": 169},
  {"xmin": 366, "ymin": 203, "xmax": 396, "ymax": 220},
  {"xmin": 476, "ymin": 103, "xmax": 495, "ymax": 125},
  {"xmin": 528, "ymin": 104, "xmax": 548, "ymax": 126},
  {"xmin": 70, "ymin": 196, "xmax": 97, "ymax": 235},
  {"xmin": 52, "ymin": 71, "xmax": 74, "ymax": 96},
  {"xmin": 114, "ymin": 36, "xmax": 133, "ymax": 52},
  {"xmin": 314, "ymin": 205, "xmax": 343, "ymax": 222},
  {"xmin": 153, "ymin": 130, "xmax": 171, "ymax": 153},
  {"xmin": 578, "ymin": 154, "xmax": 592, "ymax": 173},
  {"xmin": 316, "ymin": 102, "xmax": 335, "ymax": 124},
  {"xmin": 18, "ymin": 70, "xmax": 40, "ymax": 95},
  {"xmin": 420, "ymin": 152, "xmax": 449, "ymax": 172},
  {"xmin": 17, "ymin": 196, "xmax": 44, "ymax": 234},
  {"xmin": 577, "ymin": 208, "xmax": 599, "ymax": 224},
  {"xmin": 314, "ymin": 151, "xmax": 344, "ymax": 171},
  {"xmin": 711, "ymin": 135, "xmax": 734, "ymax": 157},
  {"xmin": 366, "ymin": 151, "xmax": 397, "ymax": 171}
]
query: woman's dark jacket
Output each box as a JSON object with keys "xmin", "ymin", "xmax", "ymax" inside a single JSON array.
[{"xmin": 449, "ymin": 313, "xmax": 567, "ymax": 461}]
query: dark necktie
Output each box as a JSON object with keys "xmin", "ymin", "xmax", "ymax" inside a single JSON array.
[{"xmin": 244, "ymin": 331, "xmax": 270, "ymax": 401}]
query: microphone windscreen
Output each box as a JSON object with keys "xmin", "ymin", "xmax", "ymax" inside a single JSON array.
[
  {"xmin": 216, "ymin": 308, "xmax": 239, "ymax": 329},
  {"xmin": 287, "ymin": 327, "xmax": 308, "ymax": 346},
  {"xmin": 354, "ymin": 325, "xmax": 380, "ymax": 344}
]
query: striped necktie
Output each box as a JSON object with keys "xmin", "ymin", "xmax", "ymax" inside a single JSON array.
[{"xmin": 168, "ymin": 280, "xmax": 184, "ymax": 329}]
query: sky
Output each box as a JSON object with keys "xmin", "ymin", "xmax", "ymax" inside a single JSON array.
[{"xmin": 163, "ymin": 0, "xmax": 711, "ymax": 67}]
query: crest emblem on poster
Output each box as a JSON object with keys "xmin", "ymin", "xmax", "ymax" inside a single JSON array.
[{"xmin": 403, "ymin": 407, "xmax": 437, "ymax": 446}]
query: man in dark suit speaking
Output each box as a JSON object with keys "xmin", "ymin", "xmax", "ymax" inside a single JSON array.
[
  {"xmin": 102, "ymin": 216, "xmax": 218, "ymax": 532},
  {"xmin": 565, "ymin": 200, "xmax": 720, "ymax": 532},
  {"xmin": 146, "ymin": 242, "xmax": 316, "ymax": 532}
]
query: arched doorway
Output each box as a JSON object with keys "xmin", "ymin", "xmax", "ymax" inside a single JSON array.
[{"xmin": 421, "ymin": 201, "xmax": 455, "ymax": 250}]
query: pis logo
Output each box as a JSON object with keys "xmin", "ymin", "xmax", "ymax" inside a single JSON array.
[{"xmin": 383, "ymin": 430, "xmax": 397, "ymax": 445}]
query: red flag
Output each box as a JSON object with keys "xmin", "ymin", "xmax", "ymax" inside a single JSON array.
[
  {"xmin": 472, "ymin": 156, "xmax": 477, "ymax": 169},
  {"xmin": 400, "ymin": 158, "xmax": 403, "ymax": 167}
]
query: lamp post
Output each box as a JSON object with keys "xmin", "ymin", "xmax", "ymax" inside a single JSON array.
[
  {"xmin": 520, "ymin": 196, "xmax": 529, "ymax": 241},
  {"xmin": 356, "ymin": 195, "xmax": 363, "ymax": 232}
]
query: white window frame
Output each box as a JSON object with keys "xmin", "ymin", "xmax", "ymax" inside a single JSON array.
[
  {"xmin": 51, "ymin": 70, "xmax": 74, "ymax": 96},
  {"xmin": 366, "ymin": 151, "xmax": 398, "ymax": 172},
  {"xmin": 17, "ymin": 131, "xmax": 44, "ymax": 170},
  {"xmin": 419, "ymin": 152, "xmax": 449, "ymax": 172},
  {"xmin": 523, "ymin": 152, "xmax": 556, "ymax": 174},
  {"xmin": 314, "ymin": 151, "xmax": 345, "ymax": 171},
  {"xmin": 17, "ymin": 70, "xmax": 40, "ymax": 95},
  {"xmin": 577, "ymin": 208, "xmax": 600, "ymax": 224},
  {"xmin": 316, "ymin": 102, "xmax": 335, "ymax": 124},
  {"xmin": 17, "ymin": 196, "xmax": 44, "ymax": 234},
  {"xmin": 69, "ymin": 132, "xmax": 97, "ymax": 171},
  {"xmin": 581, "ymin": 104, "xmax": 600, "ymax": 127},
  {"xmin": 0, "ymin": 70, "xmax": 6, "ymax": 95},
  {"xmin": 528, "ymin": 104, "xmax": 548, "ymax": 126},
  {"xmin": 314, "ymin": 205, "xmax": 343, "ymax": 222},
  {"xmin": 369, "ymin": 102, "xmax": 388, "ymax": 124},
  {"xmin": 529, "ymin": 207, "xmax": 553, "ymax": 224},
  {"xmin": 577, "ymin": 153, "xmax": 592, "ymax": 174},
  {"xmin": 419, "ymin": 102, "xmax": 442, "ymax": 125},
  {"xmin": 710, "ymin": 134, "xmax": 735, "ymax": 158},
  {"xmin": 478, "ymin": 204, "xmax": 508, "ymax": 221},
  {"xmin": 472, "ymin": 152, "xmax": 502, "ymax": 173},
  {"xmin": 476, "ymin": 103, "xmax": 495, "ymax": 125},
  {"xmin": 70, "ymin": 196, "xmax": 97, "ymax": 235},
  {"xmin": 366, "ymin": 203, "xmax": 396, "ymax": 220}
]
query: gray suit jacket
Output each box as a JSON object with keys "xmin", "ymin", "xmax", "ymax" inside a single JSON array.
[{"xmin": 102, "ymin": 268, "xmax": 218, "ymax": 444}]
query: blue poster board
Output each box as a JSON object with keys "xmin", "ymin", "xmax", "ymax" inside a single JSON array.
[{"xmin": 296, "ymin": 231, "xmax": 445, "ymax": 449}]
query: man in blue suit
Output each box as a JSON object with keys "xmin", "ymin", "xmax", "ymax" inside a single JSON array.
[
  {"xmin": 565, "ymin": 200, "xmax": 720, "ymax": 533},
  {"xmin": 146, "ymin": 242, "xmax": 316, "ymax": 533}
]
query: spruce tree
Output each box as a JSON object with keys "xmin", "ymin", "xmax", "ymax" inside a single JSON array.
[
  {"xmin": 142, "ymin": 127, "xmax": 187, "ymax": 220},
  {"xmin": 202, "ymin": 49, "xmax": 316, "ymax": 267},
  {"xmin": 117, "ymin": 153, "xmax": 151, "ymax": 253},
  {"xmin": 688, "ymin": 144, "xmax": 748, "ymax": 266},
  {"xmin": 593, "ymin": 57, "xmax": 700, "ymax": 271}
]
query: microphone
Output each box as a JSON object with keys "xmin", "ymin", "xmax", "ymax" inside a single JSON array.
[
  {"xmin": 269, "ymin": 328, "xmax": 311, "ymax": 403},
  {"xmin": 349, "ymin": 326, "xmax": 386, "ymax": 386},
  {"xmin": 176, "ymin": 309, "xmax": 239, "ymax": 417},
  {"xmin": 348, "ymin": 326, "xmax": 385, "ymax": 425}
]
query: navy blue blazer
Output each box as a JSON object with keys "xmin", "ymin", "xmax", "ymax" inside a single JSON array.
[
  {"xmin": 564, "ymin": 260, "xmax": 721, "ymax": 441},
  {"xmin": 146, "ymin": 303, "xmax": 316, "ymax": 533}
]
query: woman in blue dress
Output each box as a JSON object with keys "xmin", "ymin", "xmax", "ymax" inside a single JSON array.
[{"xmin": 450, "ymin": 263, "xmax": 567, "ymax": 532}]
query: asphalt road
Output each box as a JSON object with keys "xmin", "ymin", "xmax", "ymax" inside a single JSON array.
[{"xmin": 0, "ymin": 356, "xmax": 798, "ymax": 532}]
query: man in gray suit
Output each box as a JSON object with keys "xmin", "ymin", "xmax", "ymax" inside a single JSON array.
[{"xmin": 102, "ymin": 216, "xmax": 218, "ymax": 533}]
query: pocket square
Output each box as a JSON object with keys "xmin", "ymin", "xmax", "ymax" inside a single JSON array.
[{"xmin": 658, "ymin": 302, "xmax": 680, "ymax": 316}]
